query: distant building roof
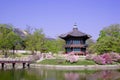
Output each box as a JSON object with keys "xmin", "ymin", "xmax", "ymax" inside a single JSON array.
[{"xmin": 59, "ymin": 25, "xmax": 91, "ymax": 39}]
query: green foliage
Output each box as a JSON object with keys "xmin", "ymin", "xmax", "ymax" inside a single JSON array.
[
  {"xmin": 44, "ymin": 38, "xmax": 65, "ymax": 53},
  {"xmin": 0, "ymin": 24, "xmax": 66, "ymax": 55},
  {"xmin": 0, "ymin": 24, "xmax": 22, "ymax": 56},
  {"xmin": 25, "ymin": 28, "xmax": 45, "ymax": 54},
  {"xmin": 86, "ymin": 39, "xmax": 96, "ymax": 53},
  {"xmin": 94, "ymin": 24, "xmax": 120, "ymax": 54},
  {"xmin": 25, "ymin": 27, "xmax": 65, "ymax": 54},
  {"xmin": 7, "ymin": 31, "xmax": 22, "ymax": 48},
  {"xmin": 0, "ymin": 24, "xmax": 13, "ymax": 49}
]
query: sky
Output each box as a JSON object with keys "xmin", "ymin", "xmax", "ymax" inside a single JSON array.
[{"xmin": 0, "ymin": 0, "xmax": 120, "ymax": 40}]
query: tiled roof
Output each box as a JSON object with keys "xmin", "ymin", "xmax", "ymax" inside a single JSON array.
[{"xmin": 60, "ymin": 27, "xmax": 91, "ymax": 39}]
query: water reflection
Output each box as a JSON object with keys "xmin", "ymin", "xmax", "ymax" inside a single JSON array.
[
  {"xmin": 87, "ymin": 70, "xmax": 120, "ymax": 80},
  {"xmin": 30, "ymin": 68, "xmax": 120, "ymax": 80},
  {"xmin": 64, "ymin": 72, "xmax": 79, "ymax": 80},
  {"xmin": 0, "ymin": 68, "xmax": 120, "ymax": 80}
]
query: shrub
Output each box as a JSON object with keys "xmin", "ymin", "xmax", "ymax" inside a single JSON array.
[
  {"xmin": 93, "ymin": 55, "xmax": 106, "ymax": 65},
  {"xmin": 28, "ymin": 54, "xmax": 42, "ymax": 61},
  {"xmin": 86, "ymin": 54, "xmax": 94, "ymax": 60},
  {"xmin": 45, "ymin": 53, "xmax": 54, "ymax": 59},
  {"xmin": 69, "ymin": 51, "xmax": 75, "ymax": 55},
  {"xmin": 101, "ymin": 53, "xmax": 112, "ymax": 64},
  {"xmin": 65, "ymin": 52, "xmax": 79, "ymax": 63},
  {"xmin": 118, "ymin": 58, "xmax": 120, "ymax": 63},
  {"xmin": 93, "ymin": 53, "xmax": 114, "ymax": 65},
  {"xmin": 109, "ymin": 52, "xmax": 120, "ymax": 62}
]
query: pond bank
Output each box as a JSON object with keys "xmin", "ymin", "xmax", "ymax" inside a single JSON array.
[{"xmin": 31, "ymin": 64, "xmax": 120, "ymax": 70}]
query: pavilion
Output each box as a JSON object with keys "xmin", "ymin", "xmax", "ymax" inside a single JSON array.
[{"xmin": 59, "ymin": 24, "xmax": 91, "ymax": 55}]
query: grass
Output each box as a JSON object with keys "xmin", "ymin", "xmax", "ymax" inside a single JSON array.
[{"xmin": 38, "ymin": 59, "xmax": 96, "ymax": 65}]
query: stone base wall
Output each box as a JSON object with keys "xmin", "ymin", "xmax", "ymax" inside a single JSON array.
[{"xmin": 31, "ymin": 64, "xmax": 120, "ymax": 70}]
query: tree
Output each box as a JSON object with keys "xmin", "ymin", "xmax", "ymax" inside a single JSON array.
[
  {"xmin": 0, "ymin": 24, "xmax": 13, "ymax": 57},
  {"xmin": 6, "ymin": 31, "xmax": 22, "ymax": 54},
  {"xmin": 25, "ymin": 28, "xmax": 45, "ymax": 54},
  {"xmin": 56, "ymin": 38, "xmax": 65, "ymax": 52},
  {"xmin": 86, "ymin": 39, "xmax": 96, "ymax": 53},
  {"xmin": 94, "ymin": 24, "xmax": 120, "ymax": 54},
  {"xmin": 43, "ymin": 38, "xmax": 65, "ymax": 53},
  {"xmin": 0, "ymin": 24, "xmax": 22, "ymax": 57}
]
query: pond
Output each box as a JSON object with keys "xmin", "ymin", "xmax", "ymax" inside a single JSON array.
[{"xmin": 0, "ymin": 68, "xmax": 120, "ymax": 80}]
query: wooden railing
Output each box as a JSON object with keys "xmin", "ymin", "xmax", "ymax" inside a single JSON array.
[
  {"xmin": 0, "ymin": 58, "xmax": 32, "ymax": 69},
  {"xmin": 65, "ymin": 44, "xmax": 86, "ymax": 48}
]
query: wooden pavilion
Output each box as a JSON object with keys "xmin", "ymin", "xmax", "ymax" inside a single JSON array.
[{"xmin": 59, "ymin": 24, "xmax": 91, "ymax": 55}]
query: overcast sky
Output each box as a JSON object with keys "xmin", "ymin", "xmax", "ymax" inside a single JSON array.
[{"xmin": 0, "ymin": 0, "xmax": 120, "ymax": 40}]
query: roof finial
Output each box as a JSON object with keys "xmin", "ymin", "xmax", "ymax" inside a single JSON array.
[
  {"xmin": 73, "ymin": 23, "xmax": 78, "ymax": 31},
  {"xmin": 73, "ymin": 23, "xmax": 77, "ymax": 28}
]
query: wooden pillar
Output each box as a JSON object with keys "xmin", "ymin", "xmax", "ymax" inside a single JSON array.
[
  {"xmin": 65, "ymin": 48, "xmax": 67, "ymax": 53},
  {"xmin": 1, "ymin": 63, "xmax": 4, "ymax": 69},
  {"xmin": 12, "ymin": 63, "xmax": 15, "ymax": 69},
  {"xmin": 23, "ymin": 63, "xmax": 26, "ymax": 69},
  {"xmin": 27, "ymin": 63, "xmax": 30, "ymax": 68}
]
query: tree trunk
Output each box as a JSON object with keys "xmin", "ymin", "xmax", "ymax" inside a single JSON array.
[
  {"xmin": 5, "ymin": 51, "xmax": 7, "ymax": 58},
  {"xmin": 12, "ymin": 46, "xmax": 15, "ymax": 55}
]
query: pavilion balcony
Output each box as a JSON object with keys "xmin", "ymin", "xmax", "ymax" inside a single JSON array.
[{"xmin": 65, "ymin": 44, "xmax": 87, "ymax": 48}]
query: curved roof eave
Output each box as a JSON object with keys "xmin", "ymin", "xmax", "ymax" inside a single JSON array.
[{"xmin": 59, "ymin": 27, "xmax": 91, "ymax": 39}]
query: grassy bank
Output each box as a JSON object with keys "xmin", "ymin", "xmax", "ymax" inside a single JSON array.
[{"xmin": 38, "ymin": 59, "xmax": 96, "ymax": 65}]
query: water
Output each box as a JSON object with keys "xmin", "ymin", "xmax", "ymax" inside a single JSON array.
[{"xmin": 0, "ymin": 68, "xmax": 120, "ymax": 80}]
